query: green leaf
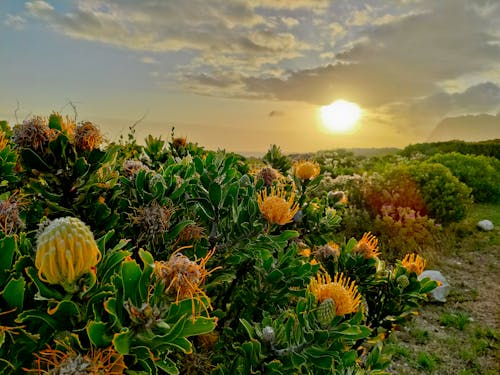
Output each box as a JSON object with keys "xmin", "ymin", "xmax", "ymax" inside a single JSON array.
[
  {"xmin": 156, "ymin": 357, "xmax": 179, "ymax": 375},
  {"xmin": 342, "ymin": 350, "xmax": 358, "ymax": 367},
  {"xmin": 181, "ymin": 317, "xmax": 216, "ymax": 337},
  {"xmin": 87, "ymin": 321, "xmax": 112, "ymax": 347},
  {"xmin": 25, "ymin": 266, "xmax": 65, "ymax": 300},
  {"xmin": 209, "ymin": 183, "xmax": 222, "ymax": 206},
  {"xmin": 1, "ymin": 276, "xmax": 25, "ymax": 311},
  {"xmin": 20, "ymin": 148, "xmax": 51, "ymax": 172},
  {"xmin": 113, "ymin": 329, "xmax": 131, "ymax": 354},
  {"xmin": 121, "ymin": 259, "xmax": 142, "ymax": 304},
  {"xmin": 267, "ymin": 269, "xmax": 284, "ymax": 283},
  {"xmin": 169, "ymin": 337, "xmax": 192, "ymax": 353},
  {"xmin": 0, "ymin": 236, "xmax": 15, "ymax": 272}
]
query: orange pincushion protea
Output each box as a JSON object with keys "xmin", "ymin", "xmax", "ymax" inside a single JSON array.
[
  {"xmin": 401, "ymin": 253, "xmax": 426, "ymax": 275},
  {"xmin": 27, "ymin": 342, "xmax": 126, "ymax": 374},
  {"xmin": 293, "ymin": 160, "xmax": 321, "ymax": 180},
  {"xmin": 257, "ymin": 186, "xmax": 299, "ymax": 225},
  {"xmin": 309, "ymin": 272, "xmax": 361, "ymax": 316},
  {"xmin": 353, "ymin": 232, "xmax": 380, "ymax": 259},
  {"xmin": 155, "ymin": 247, "xmax": 219, "ymax": 316}
]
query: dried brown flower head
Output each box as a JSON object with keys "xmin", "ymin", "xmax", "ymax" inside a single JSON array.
[
  {"xmin": 74, "ymin": 121, "xmax": 102, "ymax": 151},
  {"xmin": 12, "ymin": 116, "xmax": 55, "ymax": 151}
]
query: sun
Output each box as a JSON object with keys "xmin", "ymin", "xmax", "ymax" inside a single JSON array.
[{"xmin": 319, "ymin": 100, "xmax": 362, "ymax": 133}]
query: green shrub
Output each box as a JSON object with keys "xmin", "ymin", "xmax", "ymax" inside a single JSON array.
[
  {"xmin": 428, "ymin": 152, "xmax": 500, "ymax": 203},
  {"xmin": 0, "ymin": 113, "xmax": 439, "ymax": 374},
  {"xmin": 407, "ymin": 161, "xmax": 472, "ymax": 224}
]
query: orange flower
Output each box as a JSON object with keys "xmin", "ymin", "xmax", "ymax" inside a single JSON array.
[
  {"xmin": 353, "ymin": 232, "xmax": 380, "ymax": 259},
  {"xmin": 401, "ymin": 253, "xmax": 426, "ymax": 275},
  {"xmin": 27, "ymin": 342, "xmax": 126, "ymax": 374},
  {"xmin": 293, "ymin": 160, "xmax": 321, "ymax": 180},
  {"xmin": 309, "ymin": 272, "xmax": 361, "ymax": 316},
  {"xmin": 257, "ymin": 186, "xmax": 299, "ymax": 225}
]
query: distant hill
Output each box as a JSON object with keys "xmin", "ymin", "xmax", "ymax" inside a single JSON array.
[{"xmin": 428, "ymin": 113, "xmax": 500, "ymax": 142}]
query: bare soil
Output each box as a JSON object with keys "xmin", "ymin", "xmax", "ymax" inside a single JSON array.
[{"xmin": 388, "ymin": 222, "xmax": 500, "ymax": 374}]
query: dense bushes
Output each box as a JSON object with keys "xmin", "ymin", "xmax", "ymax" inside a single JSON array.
[
  {"xmin": 0, "ymin": 114, "xmax": 438, "ymax": 374},
  {"xmin": 401, "ymin": 139, "xmax": 500, "ymax": 160},
  {"xmin": 428, "ymin": 152, "xmax": 500, "ymax": 203}
]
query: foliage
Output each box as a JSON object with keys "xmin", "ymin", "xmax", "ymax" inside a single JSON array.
[
  {"xmin": 0, "ymin": 113, "xmax": 443, "ymax": 374},
  {"xmin": 428, "ymin": 152, "xmax": 500, "ymax": 203},
  {"xmin": 262, "ymin": 144, "xmax": 292, "ymax": 173},
  {"xmin": 400, "ymin": 139, "xmax": 500, "ymax": 160}
]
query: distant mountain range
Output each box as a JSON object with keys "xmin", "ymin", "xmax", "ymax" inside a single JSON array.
[{"xmin": 428, "ymin": 113, "xmax": 500, "ymax": 142}]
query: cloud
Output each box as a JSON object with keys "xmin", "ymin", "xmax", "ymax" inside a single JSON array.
[
  {"xmin": 17, "ymin": 0, "xmax": 500, "ymax": 134},
  {"xmin": 241, "ymin": 1, "xmax": 500, "ymax": 107},
  {"xmin": 268, "ymin": 110, "xmax": 284, "ymax": 117},
  {"xmin": 140, "ymin": 57, "xmax": 159, "ymax": 65},
  {"xmin": 4, "ymin": 14, "xmax": 26, "ymax": 30}
]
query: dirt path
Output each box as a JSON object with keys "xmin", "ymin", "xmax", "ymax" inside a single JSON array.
[{"xmin": 388, "ymin": 226, "xmax": 500, "ymax": 374}]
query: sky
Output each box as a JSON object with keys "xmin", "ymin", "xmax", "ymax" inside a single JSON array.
[{"xmin": 1, "ymin": 0, "xmax": 499, "ymax": 154}]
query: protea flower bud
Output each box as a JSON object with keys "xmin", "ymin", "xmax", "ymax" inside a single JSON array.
[
  {"xmin": 35, "ymin": 217, "xmax": 101, "ymax": 293},
  {"xmin": 316, "ymin": 298, "xmax": 336, "ymax": 327},
  {"xmin": 262, "ymin": 326, "xmax": 275, "ymax": 343},
  {"xmin": 397, "ymin": 275, "xmax": 410, "ymax": 289}
]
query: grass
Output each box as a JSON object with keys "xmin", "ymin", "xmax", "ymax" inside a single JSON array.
[{"xmin": 386, "ymin": 202, "xmax": 500, "ymax": 374}]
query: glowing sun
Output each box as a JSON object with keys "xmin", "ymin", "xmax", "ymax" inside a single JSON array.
[{"xmin": 320, "ymin": 100, "xmax": 362, "ymax": 133}]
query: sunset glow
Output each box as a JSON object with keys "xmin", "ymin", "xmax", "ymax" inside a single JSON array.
[{"xmin": 320, "ymin": 100, "xmax": 362, "ymax": 133}]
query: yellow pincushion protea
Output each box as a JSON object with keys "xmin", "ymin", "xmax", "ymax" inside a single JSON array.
[
  {"xmin": 35, "ymin": 217, "xmax": 101, "ymax": 293},
  {"xmin": 309, "ymin": 272, "xmax": 361, "ymax": 316},
  {"xmin": 353, "ymin": 232, "xmax": 380, "ymax": 259},
  {"xmin": 293, "ymin": 160, "xmax": 321, "ymax": 180},
  {"xmin": 257, "ymin": 186, "xmax": 299, "ymax": 225},
  {"xmin": 401, "ymin": 253, "xmax": 426, "ymax": 275}
]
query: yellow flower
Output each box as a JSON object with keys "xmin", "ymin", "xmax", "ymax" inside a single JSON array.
[
  {"xmin": 28, "ymin": 341, "xmax": 126, "ymax": 374},
  {"xmin": 309, "ymin": 272, "xmax": 361, "ymax": 316},
  {"xmin": 293, "ymin": 160, "xmax": 321, "ymax": 180},
  {"xmin": 299, "ymin": 248, "xmax": 311, "ymax": 257},
  {"xmin": 257, "ymin": 186, "xmax": 299, "ymax": 225},
  {"xmin": 155, "ymin": 247, "xmax": 220, "ymax": 317},
  {"xmin": 401, "ymin": 253, "xmax": 426, "ymax": 275},
  {"xmin": 0, "ymin": 130, "xmax": 8, "ymax": 151},
  {"xmin": 35, "ymin": 217, "xmax": 101, "ymax": 293},
  {"xmin": 353, "ymin": 232, "xmax": 380, "ymax": 259}
]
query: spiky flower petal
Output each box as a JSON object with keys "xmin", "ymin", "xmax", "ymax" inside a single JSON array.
[
  {"xmin": 309, "ymin": 272, "xmax": 361, "ymax": 316},
  {"xmin": 257, "ymin": 186, "xmax": 299, "ymax": 225},
  {"xmin": 154, "ymin": 247, "xmax": 219, "ymax": 316},
  {"xmin": 28, "ymin": 342, "xmax": 126, "ymax": 374},
  {"xmin": 353, "ymin": 232, "xmax": 380, "ymax": 259},
  {"xmin": 401, "ymin": 253, "xmax": 426, "ymax": 275},
  {"xmin": 293, "ymin": 160, "xmax": 320, "ymax": 180},
  {"xmin": 35, "ymin": 217, "xmax": 101, "ymax": 293}
]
